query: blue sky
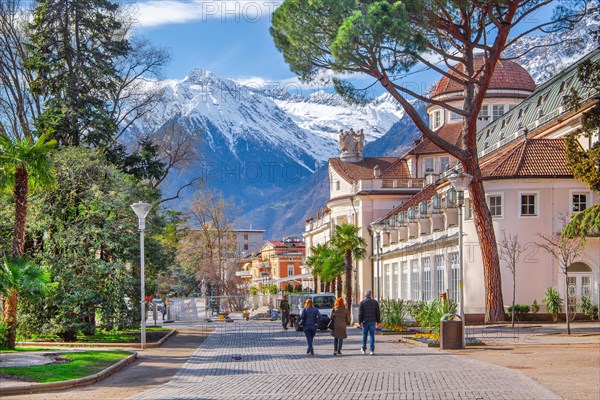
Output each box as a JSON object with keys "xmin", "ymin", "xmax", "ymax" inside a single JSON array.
[{"xmin": 129, "ymin": 0, "xmax": 557, "ymax": 94}]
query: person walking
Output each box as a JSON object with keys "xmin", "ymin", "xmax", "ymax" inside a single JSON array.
[
  {"xmin": 330, "ymin": 297, "xmax": 350, "ymax": 356},
  {"xmin": 280, "ymin": 295, "xmax": 291, "ymax": 330},
  {"xmin": 358, "ymin": 290, "xmax": 380, "ymax": 355},
  {"xmin": 300, "ymin": 298, "xmax": 321, "ymax": 355}
]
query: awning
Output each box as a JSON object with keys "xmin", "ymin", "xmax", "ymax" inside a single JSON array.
[{"xmin": 270, "ymin": 273, "xmax": 314, "ymax": 284}]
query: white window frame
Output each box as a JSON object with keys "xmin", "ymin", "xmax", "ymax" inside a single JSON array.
[
  {"xmin": 411, "ymin": 259, "xmax": 420, "ymax": 301},
  {"xmin": 519, "ymin": 191, "xmax": 539, "ymax": 218},
  {"xmin": 431, "ymin": 110, "xmax": 442, "ymax": 129},
  {"xmin": 424, "ymin": 157, "xmax": 434, "ymax": 175},
  {"xmin": 570, "ymin": 190, "xmax": 590, "ymax": 213},
  {"xmin": 401, "ymin": 261, "xmax": 409, "ymax": 300},
  {"xmin": 440, "ymin": 156, "xmax": 450, "ymax": 172},
  {"xmin": 486, "ymin": 193, "xmax": 504, "ymax": 219},
  {"xmin": 435, "ymin": 255, "xmax": 445, "ymax": 296},
  {"xmin": 385, "ymin": 263, "xmax": 392, "ymax": 300},
  {"xmin": 478, "ymin": 105, "xmax": 489, "ymax": 119},
  {"xmin": 449, "ymin": 252, "xmax": 459, "ymax": 303},
  {"xmin": 422, "ymin": 257, "xmax": 431, "ymax": 301},
  {"xmin": 392, "ymin": 262, "xmax": 399, "ymax": 300},
  {"xmin": 492, "ymin": 104, "xmax": 505, "ymax": 121},
  {"xmin": 465, "ymin": 197, "xmax": 473, "ymax": 220},
  {"xmin": 288, "ymin": 265, "xmax": 295, "ymax": 276}
]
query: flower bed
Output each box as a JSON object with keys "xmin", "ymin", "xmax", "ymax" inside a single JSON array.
[
  {"xmin": 407, "ymin": 333, "xmax": 485, "ymax": 347},
  {"xmin": 379, "ymin": 325, "xmax": 415, "ymax": 335}
]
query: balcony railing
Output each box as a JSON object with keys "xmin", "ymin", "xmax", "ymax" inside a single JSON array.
[{"xmin": 361, "ymin": 178, "xmax": 425, "ymax": 190}]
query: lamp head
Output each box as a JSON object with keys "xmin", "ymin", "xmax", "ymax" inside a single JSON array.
[
  {"xmin": 131, "ymin": 202, "xmax": 152, "ymax": 230},
  {"xmin": 447, "ymin": 172, "xmax": 473, "ymax": 193},
  {"xmin": 370, "ymin": 220, "xmax": 385, "ymax": 233}
]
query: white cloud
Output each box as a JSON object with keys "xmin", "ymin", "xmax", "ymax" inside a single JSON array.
[{"xmin": 131, "ymin": 0, "xmax": 283, "ymax": 28}]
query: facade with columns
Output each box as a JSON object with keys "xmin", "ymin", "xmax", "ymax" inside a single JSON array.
[{"xmin": 303, "ymin": 50, "xmax": 599, "ymax": 317}]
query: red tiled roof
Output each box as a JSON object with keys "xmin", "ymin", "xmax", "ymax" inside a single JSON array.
[
  {"xmin": 480, "ymin": 139, "xmax": 573, "ymax": 179},
  {"xmin": 329, "ymin": 157, "xmax": 410, "ymax": 183},
  {"xmin": 380, "ymin": 184, "xmax": 438, "ymax": 219},
  {"xmin": 266, "ymin": 240, "xmax": 305, "ymax": 250},
  {"xmin": 407, "ymin": 123, "xmax": 462, "ymax": 155},
  {"xmin": 431, "ymin": 58, "xmax": 536, "ymax": 99}
]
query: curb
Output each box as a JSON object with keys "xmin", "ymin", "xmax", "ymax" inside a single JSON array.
[
  {"xmin": 0, "ymin": 351, "xmax": 137, "ymax": 396},
  {"xmin": 16, "ymin": 329, "xmax": 178, "ymax": 349}
]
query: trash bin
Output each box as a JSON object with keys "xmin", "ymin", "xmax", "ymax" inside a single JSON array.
[{"xmin": 440, "ymin": 313, "xmax": 463, "ymax": 349}]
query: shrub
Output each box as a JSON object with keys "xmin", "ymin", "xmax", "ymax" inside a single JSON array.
[
  {"xmin": 543, "ymin": 287, "xmax": 563, "ymax": 321},
  {"xmin": 507, "ymin": 304, "xmax": 531, "ymax": 321},
  {"xmin": 531, "ymin": 299, "xmax": 540, "ymax": 314},
  {"xmin": 381, "ymin": 299, "xmax": 407, "ymax": 328},
  {"xmin": 0, "ymin": 321, "xmax": 8, "ymax": 349},
  {"xmin": 416, "ymin": 299, "xmax": 457, "ymax": 333},
  {"xmin": 406, "ymin": 300, "xmax": 425, "ymax": 322},
  {"xmin": 578, "ymin": 296, "xmax": 599, "ymax": 320},
  {"xmin": 249, "ymin": 287, "xmax": 258, "ymax": 296}
]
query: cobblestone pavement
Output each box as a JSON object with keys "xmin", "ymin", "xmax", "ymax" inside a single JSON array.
[{"xmin": 130, "ymin": 322, "xmax": 560, "ymax": 400}]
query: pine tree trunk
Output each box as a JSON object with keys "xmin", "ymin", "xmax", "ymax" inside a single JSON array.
[
  {"xmin": 3, "ymin": 289, "xmax": 18, "ymax": 349},
  {"xmin": 344, "ymin": 250, "xmax": 353, "ymax": 310},
  {"xmin": 464, "ymin": 159, "xmax": 505, "ymax": 323},
  {"xmin": 12, "ymin": 166, "xmax": 28, "ymax": 257}
]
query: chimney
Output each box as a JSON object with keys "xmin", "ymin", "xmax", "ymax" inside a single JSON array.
[
  {"xmin": 338, "ymin": 128, "xmax": 364, "ymax": 162},
  {"xmin": 373, "ymin": 165, "xmax": 381, "ymax": 179}
]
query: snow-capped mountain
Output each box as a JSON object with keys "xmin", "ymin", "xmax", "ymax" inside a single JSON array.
[
  {"xmin": 504, "ymin": 7, "xmax": 598, "ymax": 84},
  {"xmin": 273, "ymin": 90, "xmax": 405, "ymax": 143},
  {"xmin": 129, "ymin": 69, "xmax": 403, "ymax": 213},
  {"xmin": 138, "ymin": 69, "xmax": 334, "ymax": 169}
]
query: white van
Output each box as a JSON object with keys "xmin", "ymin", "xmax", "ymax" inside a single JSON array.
[{"xmin": 287, "ymin": 293, "xmax": 336, "ymax": 331}]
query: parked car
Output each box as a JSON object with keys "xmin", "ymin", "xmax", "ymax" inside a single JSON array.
[{"xmin": 287, "ymin": 293, "xmax": 336, "ymax": 331}]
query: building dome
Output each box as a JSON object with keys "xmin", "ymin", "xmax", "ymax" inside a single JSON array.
[{"xmin": 431, "ymin": 58, "xmax": 536, "ymax": 100}]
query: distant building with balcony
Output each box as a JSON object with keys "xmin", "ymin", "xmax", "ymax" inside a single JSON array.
[{"xmin": 247, "ymin": 237, "xmax": 308, "ymax": 290}]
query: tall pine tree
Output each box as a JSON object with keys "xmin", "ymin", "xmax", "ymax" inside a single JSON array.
[{"xmin": 26, "ymin": 0, "xmax": 130, "ymax": 147}]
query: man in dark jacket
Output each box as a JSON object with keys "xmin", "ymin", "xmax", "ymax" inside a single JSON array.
[
  {"xmin": 358, "ymin": 290, "xmax": 380, "ymax": 355},
  {"xmin": 280, "ymin": 296, "xmax": 290, "ymax": 330}
]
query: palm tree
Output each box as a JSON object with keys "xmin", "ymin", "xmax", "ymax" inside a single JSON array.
[
  {"xmin": 321, "ymin": 247, "xmax": 344, "ymax": 297},
  {"xmin": 0, "ymin": 133, "xmax": 55, "ymax": 349},
  {"xmin": 330, "ymin": 223, "xmax": 367, "ymax": 310},
  {"xmin": 0, "ymin": 133, "xmax": 55, "ymax": 256},
  {"xmin": 0, "ymin": 257, "xmax": 51, "ymax": 349},
  {"xmin": 305, "ymin": 243, "xmax": 331, "ymax": 291}
]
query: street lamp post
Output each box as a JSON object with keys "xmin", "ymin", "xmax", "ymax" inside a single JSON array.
[
  {"xmin": 131, "ymin": 202, "xmax": 152, "ymax": 350},
  {"xmin": 447, "ymin": 172, "xmax": 473, "ymax": 349},
  {"xmin": 370, "ymin": 220, "xmax": 385, "ymax": 301}
]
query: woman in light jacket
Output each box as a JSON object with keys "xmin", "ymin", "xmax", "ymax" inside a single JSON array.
[
  {"xmin": 330, "ymin": 297, "xmax": 350, "ymax": 356},
  {"xmin": 300, "ymin": 298, "xmax": 321, "ymax": 355}
]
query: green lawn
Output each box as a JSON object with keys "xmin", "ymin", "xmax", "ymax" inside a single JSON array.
[
  {"xmin": 0, "ymin": 347, "xmax": 60, "ymax": 354},
  {"xmin": 18, "ymin": 327, "xmax": 170, "ymax": 343},
  {"xmin": 0, "ymin": 350, "xmax": 131, "ymax": 382}
]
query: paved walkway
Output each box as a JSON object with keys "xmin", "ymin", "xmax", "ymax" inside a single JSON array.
[
  {"xmin": 0, "ymin": 351, "xmax": 55, "ymax": 367},
  {"xmin": 130, "ymin": 322, "xmax": 560, "ymax": 400}
]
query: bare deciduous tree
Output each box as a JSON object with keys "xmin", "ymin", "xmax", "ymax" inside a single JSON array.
[
  {"xmin": 537, "ymin": 222, "xmax": 584, "ymax": 335},
  {"xmin": 0, "ymin": 0, "xmax": 40, "ymax": 141},
  {"xmin": 176, "ymin": 189, "xmax": 240, "ymax": 299},
  {"xmin": 498, "ymin": 230, "xmax": 524, "ymax": 327}
]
